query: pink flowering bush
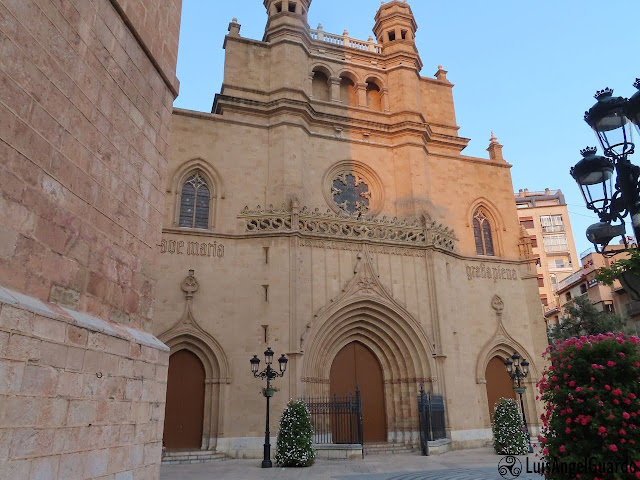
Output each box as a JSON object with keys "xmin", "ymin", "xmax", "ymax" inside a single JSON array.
[{"xmin": 538, "ymin": 333, "xmax": 640, "ymax": 479}]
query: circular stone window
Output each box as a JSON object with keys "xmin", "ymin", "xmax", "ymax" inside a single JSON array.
[{"xmin": 322, "ymin": 161, "xmax": 384, "ymax": 216}]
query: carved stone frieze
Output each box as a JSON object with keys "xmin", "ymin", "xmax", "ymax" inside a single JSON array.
[{"xmin": 239, "ymin": 203, "xmax": 457, "ymax": 252}]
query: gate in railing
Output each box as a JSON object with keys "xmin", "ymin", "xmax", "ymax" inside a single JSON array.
[
  {"xmin": 301, "ymin": 387, "xmax": 363, "ymax": 449},
  {"xmin": 417, "ymin": 383, "xmax": 447, "ymax": 456}
]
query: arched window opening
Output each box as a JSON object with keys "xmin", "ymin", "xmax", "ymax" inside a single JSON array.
[
  {"xmin": 366, "ymin": 82, "xmax": 381, "ymax": 111},
  {"xmin": 312, "ymin": 71, "xmax": 330, "ymax": 101},
  {"xmin": 340, "ymin": 76, "xmax": 358, "ymax": 107},
  {"xmin": 179, "ymin": 172, "xmax": 211, "ymax": 229},
  {"xmin": 473, "ymin": 208, "xmax": 495, "ymax": 256}
]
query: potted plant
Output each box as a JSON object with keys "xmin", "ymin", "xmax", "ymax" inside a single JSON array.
[
  {"xmin": 261, "ymin": 386, "xmax": 278, "ymax": 397},
  {"xmin": 596, "ymin": 248, "xmax": 640, "ymax": 300}
]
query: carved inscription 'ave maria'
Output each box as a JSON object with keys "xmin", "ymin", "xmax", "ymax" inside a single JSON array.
[{"xmin": 159, "ymin": 239, "xmax": 225, "ymax": 258}]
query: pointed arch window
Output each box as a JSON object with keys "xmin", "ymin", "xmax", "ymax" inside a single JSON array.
[
  {"xmin": 473, "ymin": 208, "xmax": 495, "ymax": 256},
  {"xmin": 179, "ymin": 172, "xmax": 211, "ymax": 229}
]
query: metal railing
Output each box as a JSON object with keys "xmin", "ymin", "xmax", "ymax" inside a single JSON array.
[
  {"xmin": 417, "ymin": 384, "xmax": 447, "ymax": 456},
  {"xmin": 301, "ymin": 390, "xmax": 363, "ymax": 447}
]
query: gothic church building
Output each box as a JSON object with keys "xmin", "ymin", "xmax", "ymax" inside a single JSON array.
[{"xmin": 154, "ymin": 0, "xmax": 548, "ymax": 457}]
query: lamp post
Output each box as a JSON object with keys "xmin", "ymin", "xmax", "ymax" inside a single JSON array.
[
  {"xmin": 571, "ymin": 80, "xmax": 640, "ymax": 252},
  {"xmin": 250, "ymin": 347, "xmax": 288, "ymax": 468},
  {"xmin": 504, "ymin": 352, "xmax": 533, "ymax": 453}
]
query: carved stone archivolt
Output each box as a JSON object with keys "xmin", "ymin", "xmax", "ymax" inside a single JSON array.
[
  {"xmin": 475, "ymin": 295, "xmax": 538, "ymax": 385},
  {"xmin": 239, "ymin": 202, "xmax": 457, "ymax": 252}
]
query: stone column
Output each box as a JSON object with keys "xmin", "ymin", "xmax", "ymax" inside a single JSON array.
[
  {"xmin": 330, "ymin": 76, "xmax": 342, "ymax": 102},
  {"xmin": 381, "ymin": 87, "xmax": 390, "ymax": 112},
  {"xmin": 356, "ymin": 82, "xmax": 368, "ymax": 107}
]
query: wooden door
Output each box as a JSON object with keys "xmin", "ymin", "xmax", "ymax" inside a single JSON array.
[
  {"xmin": 330, "ymin": 342, "xmax": 387, "ymax": 443},
  {"xmin": 485, "ymin": 356, "xmax": 516, "ymax": 420},
  {"xmin": 164, "ymin": 350, "xmax": 205, "ymax": 450}
]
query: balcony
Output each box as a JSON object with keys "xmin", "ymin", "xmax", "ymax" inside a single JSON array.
[
  {"xmin": 627, "ymin": 301, "xmax": 640, "ymax": 317},
  {"xmin": 556, "ymin": 270, "xmax": 585, "ymax": 291},
  {"xmin": 542, "ymin": 225, "xmax": 565, "ymax": 233},
  {"xmin": 310, "ymin": 26, "xmax": 383, "ymax": 53},
  {"xmin": 548, "ymin": 262, "xmax": 573, "ymax": 272},
  {"xmin": 544, "ymin": 244, "xmax": 570, "ymax": 254}
]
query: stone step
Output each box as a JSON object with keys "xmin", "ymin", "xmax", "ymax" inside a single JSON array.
[
  {"xmin": 162, "ymin": 451, "xmax": 227, "ymax": 465},
  {"xmin": 363, "ymin": 443, "xmax": 416, "ymax": 455}
]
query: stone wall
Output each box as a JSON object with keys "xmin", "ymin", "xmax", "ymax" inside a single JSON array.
[
  {"xmin": 0, "ymin": 0, "xmax": 181, "ymax": 477},
  {"xmin": 0, "ymin": 0, "xmax": 180, "ymax": 330},
  {"xmin": 0, "ymin": 286, "xmax": 168, "ymax": 478}
]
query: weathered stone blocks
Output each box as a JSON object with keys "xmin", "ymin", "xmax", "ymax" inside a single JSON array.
[{"xmin": 0, "ymin": 287, "xmax": 169, "ymax": 479}]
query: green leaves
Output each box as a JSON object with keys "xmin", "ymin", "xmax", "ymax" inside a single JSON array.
[
  {"xmin": 275, "ymin": 400, "xmax": 316, "ymax": 467},
  {"xmin": 538, "ymin": 334, "xmax": 640, "ymax": 479},
  {"xmin": 596, "ymin": 249, "xmax": 640, "ymax": 286},
  {"xmin": 548, "ymin": 296, "xmax": 631, "ymax": 343},
  {"xmin": 492, "ymin": 398, "xmax": 529, "ymax": 455}
]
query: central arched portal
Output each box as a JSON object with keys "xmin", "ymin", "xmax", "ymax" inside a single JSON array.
[{"xmin": 330, "ymin": 341, "xmax": 387, "ymax": 443}]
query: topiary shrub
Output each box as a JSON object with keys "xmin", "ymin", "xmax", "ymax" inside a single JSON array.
[
  {"xmin": 538, "ymin": 333, "xmax": 640, "ymax": 479},
  {"xmin": 492, "ymin": 397, "xmax": 530, "ymax": 455},
  {"xmin": 275, "ymin": 400, "xmax": 315, "ymax": 467}
]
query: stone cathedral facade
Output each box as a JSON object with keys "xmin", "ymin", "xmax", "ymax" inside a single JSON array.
[{"xmin": 154, "ymin": 0, "xmax": 548, "ymax": 458}]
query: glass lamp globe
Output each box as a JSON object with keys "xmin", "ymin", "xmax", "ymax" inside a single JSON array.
[
  {"xmin": 570, "ymin": 147, "xmax": 615, "ymax": 216},
  {"xmin": 585, "ymin": 88, "xmax": 632, "ymax": 158}
]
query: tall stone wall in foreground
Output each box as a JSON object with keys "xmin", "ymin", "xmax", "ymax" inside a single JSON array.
[{"xmin": 0, "ymin": 0, "xmax": 181, "ymax": 477}]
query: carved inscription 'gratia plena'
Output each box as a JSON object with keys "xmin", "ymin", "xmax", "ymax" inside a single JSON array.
[{"xmin": 466, "ymin": 263, "xmax": 517, "ymax": 282}]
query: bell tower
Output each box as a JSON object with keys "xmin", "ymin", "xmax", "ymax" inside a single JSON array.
[
  {"xmin": 373, "ymin": 1, "xmax": 422, "ymax": 114},
  {"xmin": 263, "ymin": 0, "xmax": 312, "ymax": 42},
  {"xmin": 373, "ymin": 0, "xmax": 419, "ymax": 60}
]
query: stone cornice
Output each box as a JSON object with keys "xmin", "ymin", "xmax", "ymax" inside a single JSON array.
[
  {"xmin": 213, "ymin": 94, "xmax": 432, "ymax": 138},
  {"xmin": 173, "ymin": 108, "xmax": 506, "ymax": 164},
  {"xmin": 160, "ymin": 227, "xmax": 531, "ymax": 265}
]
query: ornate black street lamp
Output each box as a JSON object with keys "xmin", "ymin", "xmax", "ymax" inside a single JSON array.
[
  {"xmin": 571, "ymin": 80, "xmax": 640, "ymax": 252},
  {"xmin": 505, "ymin": 352, "xmax": 533, "ymax": 453},
  {"xmin": 250, "ymin": 347, "xmax": 288, "ymax": 468}
]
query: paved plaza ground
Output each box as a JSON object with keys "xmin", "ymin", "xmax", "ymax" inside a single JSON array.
[{"xmin": 160, "ymin": 448, "xmax": 544, "ymax": 480}]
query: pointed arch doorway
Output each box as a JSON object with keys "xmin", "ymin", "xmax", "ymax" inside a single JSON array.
[
  {"xmin": 485, "ymin": 356, "xmax": 516, "ymax": 421},
  {"xmin": 164, "ymin": 349, "xmax": 206, "ymax": 450},
  {"xmin": 330, "ymin": 341, "xmax": 387, "ymax": 443}
]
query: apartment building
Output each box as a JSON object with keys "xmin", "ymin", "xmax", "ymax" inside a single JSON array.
[{"xmin": 515, "ymin": 189, "xmax": 579, "ymax": 313}]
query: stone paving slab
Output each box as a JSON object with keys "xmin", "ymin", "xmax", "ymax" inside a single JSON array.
[{"xmin": 160, "ymin": 448, "xmax": 544, "ymax": 480}]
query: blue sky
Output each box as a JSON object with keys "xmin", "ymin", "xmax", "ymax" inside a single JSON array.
[{"xmin": 174, "ymin": 0, "xmax": 640, "ymax": 255}]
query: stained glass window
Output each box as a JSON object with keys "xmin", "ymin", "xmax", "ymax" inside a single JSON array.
[
  {"xmin": 179, "ymin": 172, "xmax": 210, "ymax": 229},
  {"xmin": 331, "ymin": 173, "xmax": 370, "ymax": 214},
  {"xmin": 473, "ymin": 208, "xmax": 494, "ymax": 256}
]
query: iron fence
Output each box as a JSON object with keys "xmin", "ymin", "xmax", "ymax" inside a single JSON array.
[
  {"xmin": 417, "ymin": 384, "xmax": 447, "ymax": 456},
  {"xmin": 300, "ymin": 389, "xmax": 363, "ymax": 446}
]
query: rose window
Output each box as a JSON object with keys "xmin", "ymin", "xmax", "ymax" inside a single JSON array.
[{"xmin": 331, "ymin": 173, "xmax": 371, "ymax": 214}]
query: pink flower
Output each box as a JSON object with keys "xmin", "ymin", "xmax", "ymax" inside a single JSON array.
[
  {"xmin": 608, "ymin": 361, "xmax": 616, "ymax": 367},
  {"xmin": 609, "ymin": 444, "xmax": 618, "ymax": 452},
  {"xmin": 598, "ymin": 426, "xmax": 607, "ymax": 434},
  {"xmin": 559, "ymin": 445, "xmax": 566, "ymax": 452},
  {"xmin": 605, "ymin": 385, "xmax": 612, "ymax": 391},
  {"xmin": 624, "ymin": 412, "xmax": 631, "ymax": 419},
  {"xmin": 620, "ymin": 352, "xmax": 627, "ymax": 358}
]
